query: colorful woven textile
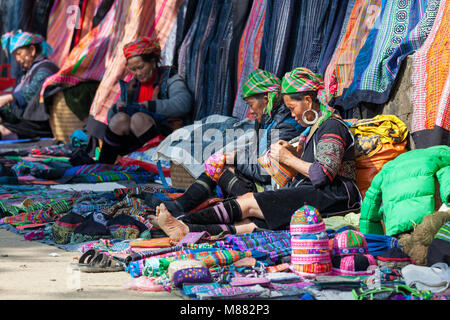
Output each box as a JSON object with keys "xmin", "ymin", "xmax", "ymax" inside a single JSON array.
[
  {"xmin": 102, "ymin": 196, "xmax": 148, "ymax": 217},
  {"xmin": 0, "ymin": 200, "xmax": 72, "ymax": 226},
  {"xmin": 338, "ymin": 0, "xmax": 441, "ymax": 111},
  {"xmin": 215, "ymin": 231, "xmax": 291, "ymax": 251},
  {"xmin": 233, "ymin": 0, "xmax": 267, "ymax": 119},
  {"xmin": 324, "ymin": 0, "xmax": 382, "ymax": 100},
  {"xmin": 281, "ymin": 67, "xmax": 334, "ymax": 120},
  {"xmin": 435, "ymin": 221, "xmax": 450, "ymax": 242},
  {"xmin": 411, "ymin": 0, "xmax": 450, "ymax": 141},
  {"xmin": 214, "ymin": 231, "xmax": 291, "ymax": 264},
  {"xmin": 241, "ymin": 68, "xmax": 281, "ymax": 116},
  {"xmin": 123, "ymin": 37, "xmax": 161, "ymax": 60},
  {"xmin": 1, "ymin": 31, "xmax": 53, "ymax": 56}
]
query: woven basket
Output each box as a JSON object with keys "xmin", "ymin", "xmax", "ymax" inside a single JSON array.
[
  {"xmin": 170, "ymin": 162, "xmax": 195, "ymax": 190},
  {"xmin": 49, "ymin": 91, "xmax": 88, "ymax": 143}
]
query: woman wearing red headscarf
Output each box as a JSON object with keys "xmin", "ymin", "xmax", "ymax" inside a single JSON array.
[{"xmin": 99, "ymin": 37, "xmax": 193, "ymax": 164}]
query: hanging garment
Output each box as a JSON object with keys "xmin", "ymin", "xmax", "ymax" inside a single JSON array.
[
  {"xmin": 337, "ymin": 0, "xmax": 441, "ymax": 111},
  {"xmin": 411, "ymin": 0, "xmax": 450, "ymax": 148},
  {"xmin": 46, "ymin": 0, "xmax": 81, "ymax": 68},
  {"xmin": 318, "ymin": 0, "xmax": 352, "ymax": 75},
  {"xmin": 289, "ymin": 1, "xmax": 346, "ymax": 74},
  {"xmin": 232, "ymin": 0, "xmax": 267, "ymax": 119},
  {"xmin": 323, "ymin": 0, "xmax": 382, "ymax": 104},
  {"xmin": 259, "ymin": 0, "xmax": 297, "ymax": 78}
]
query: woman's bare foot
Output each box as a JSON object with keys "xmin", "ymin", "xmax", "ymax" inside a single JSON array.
[
  {"xmin": 148, "ymin": 215, "xmax": 160, "ymax": 229},
  {"xmin": 156, "ymin": 204, "xmax": 189, "ymax": 243}
]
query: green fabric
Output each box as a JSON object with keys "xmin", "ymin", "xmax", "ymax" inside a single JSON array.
[
  {"xmin": 359, "ymin": 145, "xmax": 450, "ymax": 236},
  {"xmin": 63, "ymin": 81, "xmax": 99, "ymax": 121},
  {"xmin": 436, "ymin": 166, "xmax": 450, "ymax": 205},
  {"xmin": 242, "ymin": 69, "xmax": 281, "ymax": 116}
]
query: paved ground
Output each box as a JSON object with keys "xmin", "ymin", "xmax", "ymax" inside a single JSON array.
[{"xmin": 0, "ymin": 228, "xmax": 178, "ymax": 300}]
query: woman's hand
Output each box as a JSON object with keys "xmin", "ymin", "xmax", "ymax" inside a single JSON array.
[
  {"xmin": 0, "ymin": 94, "xmax": 14, "ymax": 107},
  {"xmin": 116, "ymin": 100, "xmax": 127, "ymax": 113},
  {"xmin": 270, "ymin": 140, "xmax": 298, "ymax": 166}
]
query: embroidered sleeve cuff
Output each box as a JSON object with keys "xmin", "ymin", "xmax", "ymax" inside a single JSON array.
[{"xmin": 308, "ymin": 161, "xmax": 330, "ymax": 188}]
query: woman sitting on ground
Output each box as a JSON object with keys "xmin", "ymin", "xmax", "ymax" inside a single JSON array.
[
  {"xmin": 99, "ymin": 37, "xmax": 193, "ymax": 164},
  {"xmin": 146, "ymin": 69, "xmax": 303, "ymax": 216},
  {"xmin": 152, "ymin": 67, "xmax": 362, "ymax": 241},
  {"xmin": 0, "ymin": 31, "xmax": 59, "ymax": 140}
]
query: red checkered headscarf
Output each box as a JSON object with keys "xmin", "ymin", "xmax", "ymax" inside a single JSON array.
[{"xmin": 123, "ymin": 37, "xmax": 161, "ymax": 60}]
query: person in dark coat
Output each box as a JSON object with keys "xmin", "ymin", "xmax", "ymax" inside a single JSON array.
[
  {"xmin": 99, "ymin": 37, "xmax": 193, "ymax": 164},
  {"xmin": 0, "ymin": 31, "xmax": 59, "ymax": 140}
]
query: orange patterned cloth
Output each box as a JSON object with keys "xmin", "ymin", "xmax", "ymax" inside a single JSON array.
[
  {"xmin": 129, "ymin": 237, "xmax": 172, "ymax": 248},
  {"xmin": 324, "ymin": 0, "xmax": 382, "ymax": 99},
  {"xmin": 412, "ymin": 0, "xmax": 450, "ymax": 132}
]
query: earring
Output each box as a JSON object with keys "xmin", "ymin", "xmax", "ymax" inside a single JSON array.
[{"xmin": 302, "ymin": 109, "xmax": 319, "ymax": 126}]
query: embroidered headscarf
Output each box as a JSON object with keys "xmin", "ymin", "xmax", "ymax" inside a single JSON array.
[
  {"xmin": 242, "ymin": 69, "xmax": 281, "ymax": 116},
  {"xmin": 281, "ymin": 67, "xmax": 334, "ymax": 123},
  {"xmin": 123, "ymin": 37, "xmax": 161, "ymax": 60},
  {"xmin": 1, "ymin": 31, "xmax": 53, "ymax": 56}
]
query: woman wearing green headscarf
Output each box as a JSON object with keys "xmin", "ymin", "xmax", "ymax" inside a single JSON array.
[
  {"xmin": 146, "ymin": 69, "xmax": 303, "ymax": 218},
  {"xmin": 0, "ymin": 31, "xmax": 58, "ymax": 140},
  {"xmin": 151, "ymin": 68, "xmax": 362, "ymax": 243}
]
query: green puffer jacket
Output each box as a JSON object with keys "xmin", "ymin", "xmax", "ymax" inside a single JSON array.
[{"xmin": 359, "ymin": 145, "xmax": 450, "ymax": 236}]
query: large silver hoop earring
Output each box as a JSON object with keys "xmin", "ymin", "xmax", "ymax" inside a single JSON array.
[{"xmin": 302, "ymin": 109, "xmax": 319, "ymax": 126}]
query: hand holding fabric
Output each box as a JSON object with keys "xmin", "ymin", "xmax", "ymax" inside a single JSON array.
[
  {"xmin": 270, "ymin": 140, "xmax": 298, "ymax": 166},
  {"xmin": 0, "ymin": 94, "xmax": 14, "ymax": 107}
]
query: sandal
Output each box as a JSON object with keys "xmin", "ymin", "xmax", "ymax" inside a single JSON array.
[
  {"xmin": 79, "ymin": 253, "xmax": 125, "ymax": 273},
  {"xmin": 70, "ymin": 249, "xmax": 99, "ymax": 270}
]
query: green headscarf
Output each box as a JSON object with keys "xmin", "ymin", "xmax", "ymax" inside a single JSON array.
[
  {"xmin": 242, "ymin": 69, "xmax": 281, "ymax": 116},
  {"xmin": 281, "ymin": 67, "xmax": 333, "ymax": 124}
]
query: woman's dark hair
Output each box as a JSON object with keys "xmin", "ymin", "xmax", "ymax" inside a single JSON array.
[
  {"xmin": 283, "ymin": 90, "xmax": 319, "ymax": 104},
  {"xmin": 140, "ymin": 52, "xmax": 161, "ymax": 65},
  {"xmin": 247, "ymin": 92, "xmax": 281, "ymax": 107},
  {"xmin": 22, "ymin": 43, "xmax": 42, "ymax": 56}
]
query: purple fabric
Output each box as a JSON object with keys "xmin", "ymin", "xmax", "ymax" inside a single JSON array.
[{"xmin": 308, "ymin": 161, "xmax": 329, "ymax": 188}]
